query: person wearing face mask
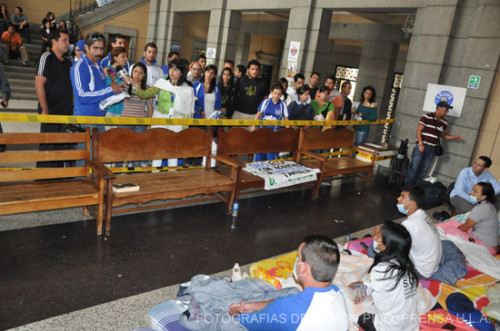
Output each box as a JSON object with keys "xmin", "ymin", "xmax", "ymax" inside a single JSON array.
[
  {"xmin": 396, "ymin": 186, "xmax": 467, "ymax": 285},
  {"xmin": 350, "ymin": 221, "xmax": 419, "ymax": 331},
  {"xmin": 450, "ymin": 156, "xmax": 500, "ymax": 215},
  {"xmin": 437, "ymin": 182, "xmax": 499, "ymax": 255},
  {"xmin": 229, "ymin": 235, "xmax": 348, "ymax": 330}
]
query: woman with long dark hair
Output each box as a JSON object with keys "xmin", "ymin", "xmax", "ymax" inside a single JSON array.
[
  {"xmin": 193, "ymin": 64, "xmax": 221, "ymax": 119},
  {"xmin": 218, "ymin": 67, "xmax": 235, "ymax": 118},
  {"xmin": 353, "ymin": 85, "xmax": 377, "ymax": 144},
  {"xmin": 133, "ymin": 57, "xmax": 194, "ymax": 167},
  {"xmin": 350, "ymin": 221, "xmax": 419, "ymax": 331},
  {"xmin": 437, "ymin": 182, "xmax": 499, "ymax": 254}
]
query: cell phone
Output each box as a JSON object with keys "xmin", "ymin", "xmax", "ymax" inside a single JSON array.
[
  {"xmin": 441, "ymin": 323, "xmax": 456, "ymax": 330},
  {"xmin": 1, "ymin": 100, "xmax": 7, "ymax": 108},
  {"xmin": 360, "ymin": 242, "xmax": 369, "ymax": 249}
]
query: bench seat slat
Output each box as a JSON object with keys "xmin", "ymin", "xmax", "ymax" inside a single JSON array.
[
  {"xmin": 111, "ymin": 170, "xmax": 234, "ymax": 205},
  {"xmin": 301, "ymin": 157, "xmax": 372, "ymax": 173}
]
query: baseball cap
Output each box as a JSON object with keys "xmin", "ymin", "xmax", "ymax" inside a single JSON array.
[
  {"xmin": 75, "ymin": 40, "xmax": 85, "ymax": 52},
  {"xmin": 437, "ymin": 101, "xmax": 453, "ymax": 109}
]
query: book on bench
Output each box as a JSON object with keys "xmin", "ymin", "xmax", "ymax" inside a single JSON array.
[{"xmin": 112, "ymin": 183, "xmax": 140, "ymax": 193}]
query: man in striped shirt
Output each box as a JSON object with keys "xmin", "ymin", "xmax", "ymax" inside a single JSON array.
[{"xmin": 406, "ymin": 101, "xmax": 461, "ymax": 185}]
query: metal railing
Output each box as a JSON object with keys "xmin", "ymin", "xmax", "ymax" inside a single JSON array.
[{"xmin": 70, "ymin": 0, "xmax": 98, "ymax": 16}]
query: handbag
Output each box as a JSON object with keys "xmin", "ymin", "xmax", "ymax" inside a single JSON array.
[{"xmin": 433, "ymin": 116, "xmax": 444, "ymax": 156}]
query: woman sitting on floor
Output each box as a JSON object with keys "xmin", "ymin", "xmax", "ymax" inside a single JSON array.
[
  {"xmin": 437, "ymin": 182, "xmax": 499, "ymax": 255},
  {"xmin": 349, "ymin": 221, "xmax": 419, "ymax": 331}
]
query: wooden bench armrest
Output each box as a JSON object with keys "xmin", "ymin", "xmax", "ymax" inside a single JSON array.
[
  {"xmin": 87, "ymin": 160, "xmax": 115, "ymax": 180},
  {"xmin": 299, "ymin": 149, "xmax": 326, "ymax": 162},
  {"xmin": 211, "ymin": 154, "xmax": 244, "ymax": 168}
]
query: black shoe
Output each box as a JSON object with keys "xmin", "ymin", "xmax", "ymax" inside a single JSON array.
[
  {"xmin": 441, "ymin": 211, "xmax": 451, "ymax": 220},
  {"xmin": 433, "ymin": 211, "xmax": 444, "ymax": 221}
]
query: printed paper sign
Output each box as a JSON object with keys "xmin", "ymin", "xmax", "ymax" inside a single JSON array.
[
  {"xmin": 423, "ymin": 83, "xmax": 466, "ymax": 117},
  {"xmin": 286, "ymin": 62, "xmax": 297, "ymax": 79},
  {"xmin": 288, "ymin": 41, "xmax": 300, "ymax": 62},
  {"xmin": 206, "ymin": 48, "xmax": 216, "ymax": 59},
  {"xmin": 244, "ymin": 160, "xmax": 320, "ymax": 190}
]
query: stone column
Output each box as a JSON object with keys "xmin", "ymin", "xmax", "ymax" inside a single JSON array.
[
  {"xmin": 355, "ymin": 40, "xmax": 399, "ymax": 141},
  {"xmin": 235, "ymin": 32, "xmax": 251, "ymax": 67},
  {"xmin": 206, "ymin": 4, "xmax": 241, "ymax": 69},
  {"xmin": 390, "ymin": 3, "xmax": 458, "ymax": 172},
  {"xmin": 147, "ymin": 0, "xmax": 183, "ymax": 65},
  {"xmin": 434, "ymin": 0, "xmax": 500, "ymax": 182},
  {"xmin": 279, "ymin": 2, "xmax": 332, "ymax": 79}
]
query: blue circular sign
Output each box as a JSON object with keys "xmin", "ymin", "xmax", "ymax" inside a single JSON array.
[{"xmin": 435, "ymin": 90, "xmax": 454, "ymax": 106}]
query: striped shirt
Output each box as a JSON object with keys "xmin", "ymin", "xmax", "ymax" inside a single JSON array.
[
  {"xmin": 121, "ymin": 95, "xmax": 154, "ymax": 117},
  {"xmin": 419, "ymin": 113, "xmax": 448, "ymax": 146}
]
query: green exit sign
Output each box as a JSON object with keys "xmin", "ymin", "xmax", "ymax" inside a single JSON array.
[{"xmin": 468, "ymin": 75, "xmax": 481, "ymax": 89}]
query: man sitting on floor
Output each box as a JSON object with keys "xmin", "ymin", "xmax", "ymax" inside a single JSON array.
[
  {"xmin": 229, "ymin": 235, "xmax": 349, "ymax": 330},
  {"xmin": 450, "ymin": 156, "xmax": 500, "ymax": 215},
  {"xmin": 396, "ymin": 185, "xmax": 467, "ymax": 285}
]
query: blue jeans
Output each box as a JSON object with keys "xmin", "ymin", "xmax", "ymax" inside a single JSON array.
[
  {"xmin": 406, "ymin": 144, "xmax": 436, "ymax": 185},
  {"xmin": 354, "ymin": 130, "xmax": 369, "ymax": 144},
  {"xmin": 255, "ymin": 153, "xmax": 277, "ymax": 162}
]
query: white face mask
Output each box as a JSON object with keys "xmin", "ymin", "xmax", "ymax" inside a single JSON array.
[
  {"xmin": 293, "ymin": 257, "xmax": 304, "ymax": 280},
  {"xmin": 372, "ymin": 240, "xmax": 381, "ymax": 253}
]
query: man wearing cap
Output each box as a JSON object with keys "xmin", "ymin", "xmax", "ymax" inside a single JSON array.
[
  {"xmin": 406, "ymin": 101, "xmax": 461, "ymax": 185},
  {"xmin": 74, "ymin": 39, "xmax": 85, "ymax": 62}
]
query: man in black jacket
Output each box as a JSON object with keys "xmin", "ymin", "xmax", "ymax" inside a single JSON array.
[{"xmin": 233, "ymin": 59, "xmax": 268, "ymax": 120}]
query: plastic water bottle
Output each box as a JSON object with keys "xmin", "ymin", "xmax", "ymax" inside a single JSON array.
[
  {"xmin": 231, "ymin": 201, "xmax": 239, "ymax": 230},
  {"xmin": 232, "ymin": 201, "xmax": 239, "ymax": 217},
  {"xmin": 345, "ymin": 232, "xmax": 351, "ymax": 244}
]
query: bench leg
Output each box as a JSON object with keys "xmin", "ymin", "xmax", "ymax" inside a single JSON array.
[
  {"xmin": 105, "ymin": 181, "xmax": 113, "ymax": 236},
  {"xmin": 311, "ymin": 173, "xmax": 323, "ymax": 200},
  {"xmin": 365, "ymin": 170, "xmax": 373, "ymax": 187},
  {"xmin": 83, "ymin": 206, "xmax": 88, "ymax": 217}
]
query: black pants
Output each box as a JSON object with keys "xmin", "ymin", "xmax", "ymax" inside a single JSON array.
[
  {"xmin": 358, "ymin": 313, "xmax": 376, "ymax": 331},
  {"xmin": 37, "ymin": 123, "xmax": 67, "ymax": 168},
  {"xmin": 13, "ymin": 24, "xmax": 30, "ymax": 42},
  {"xmin": 0, "ymin": 122, "xmax": 5, "ymax": 152}
]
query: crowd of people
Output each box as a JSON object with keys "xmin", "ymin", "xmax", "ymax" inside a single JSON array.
[
  {"xmin": 32, "ymin": 29, "xmax": 382, "ymax": 150},
  {"xmin": 0, "ymin": 18, "xmax": 496, "ymax": 329}
]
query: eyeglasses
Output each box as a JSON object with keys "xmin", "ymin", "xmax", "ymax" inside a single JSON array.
[{"xmin": 191, "ymin": 68, "xmax": 202, "ymax": 71}]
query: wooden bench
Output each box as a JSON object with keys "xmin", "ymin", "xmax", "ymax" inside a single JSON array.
[
  {"xmin": 296, "ymin": 128, "xmax": 376, "ymax": 198},
  {"xmin": 216, "ymin": 127, "xmax": 301, "ymax": 200},
  {"xmin": 0, "ymin": 128, "xmax": 107, "ymax": 234},
  {"xmin": 92, "ymin": 127, "xmax": 241, "ymax": 236}
]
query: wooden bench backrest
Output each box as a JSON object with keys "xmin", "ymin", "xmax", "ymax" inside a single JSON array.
[
  {"xmin": 93, "ymin": 127, "xmax": 213, "ymax": 163},
  {"xmin": 0, "ymin": 128, "xmax": 91, "ymax": 182},
  {"xmin": 217, "ymin": 127, "xmax": 299, "ymax": 156},
  {"xmin": 299, "ymin": 128, "xmax": 355, "ymax": 151}
]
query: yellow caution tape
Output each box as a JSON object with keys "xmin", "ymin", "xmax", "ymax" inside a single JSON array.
[{"xmin": 0, "ymin": 113, "xmax": 394, "ymax": 127}]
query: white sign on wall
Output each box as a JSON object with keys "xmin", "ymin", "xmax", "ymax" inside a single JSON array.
[
  {"xmin": 422, "ymin": 83, "xmax": 467, "ymax": 117},
  {"xmin": 288, "ymin": 41, "xmax": 300, "ymax": 62}
]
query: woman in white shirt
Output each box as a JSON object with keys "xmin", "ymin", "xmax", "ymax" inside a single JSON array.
[{"xmin": 350, "ymin": 221, "xmax": 419, "ymax": 331}]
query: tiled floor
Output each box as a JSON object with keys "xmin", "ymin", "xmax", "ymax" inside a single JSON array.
[{"xmin": 0, "ymin": 174, "xmax": 403, "ymax": 329}]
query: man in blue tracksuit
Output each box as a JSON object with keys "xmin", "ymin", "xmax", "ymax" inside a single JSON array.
[{"xmin": 70, "ymin": 31, "xmax": 124, "ymax": 117}]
